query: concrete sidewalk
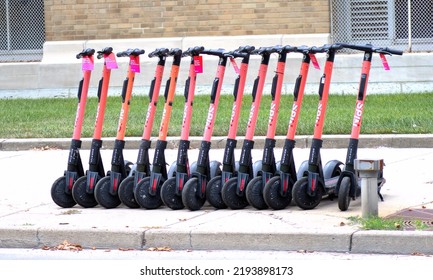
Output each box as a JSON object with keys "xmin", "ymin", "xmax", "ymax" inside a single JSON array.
[{"xmin": 1, "ymin": 137, "xmax": 433, "ymax": 255}]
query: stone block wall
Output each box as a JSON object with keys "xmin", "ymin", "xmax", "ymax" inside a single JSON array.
[{"xmin": 44, "ymin": 0, "xmax": 330, "ymax": 41}]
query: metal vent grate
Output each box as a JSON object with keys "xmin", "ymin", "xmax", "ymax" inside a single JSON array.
[{"xmin": 350, "ymin": 0, "xmax": 389, "ymax": 41}]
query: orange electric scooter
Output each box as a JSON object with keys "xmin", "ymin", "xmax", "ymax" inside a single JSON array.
[
  {"xmin": 181, "ymin": 48, "xmax": 230, "ymax": 211},
  {"xmin": 205, "ymin": 45, "xmax": 255, "ymax": 209},
  {"xmin": 262, "ymin": 45, "xmax": 325, "ymax": 210},
  {"xmin": 72, "ymin": 47, "xmax": 118, "ymax": 208},
  {"xmin": 335, "ymin": 43, "xmax": 402, "ymax": 211},
  {"xmin": 220, "ymin": 46, "xmax": 279, "ymax": 210},
  {"xmin": 51, "ymin": 48, "xmax": 95, "ymax": 208},
  {"xmin": 134, "ymin": 48, "xmax": 183, "ymax": 209},
  {"xmin": 117, "ymin": 48, "xmax": 170, "ymax": 208},
  {"xmin": 94, "ymin": 48, "xmax": 144, "ymax": 209},
  {"xmin": 159, "ymin": 46, "xmax": 205, "ymax": 210}
]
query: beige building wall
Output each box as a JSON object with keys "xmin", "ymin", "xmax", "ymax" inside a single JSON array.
[{"xmin": 44, "ymin": 0, "xmax": 330, "ymax": 41}]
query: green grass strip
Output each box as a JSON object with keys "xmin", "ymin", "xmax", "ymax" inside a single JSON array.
[{"xmin": 1, "ymin": 92, "xmax": 432, "ymax": 139}]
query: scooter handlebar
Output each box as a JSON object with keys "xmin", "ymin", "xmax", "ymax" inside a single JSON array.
[
  {"xmin": 182, "ymin": 46, "xmax": 205, "ymax": 57},
  {"xmin": 96, "ymin": 47, "xmax": 113, "ymax": 59},
  {"xmin": 148, "ymin": 48, "xmax": 170, "ymax": 58},
  {"xmin": 251, "ymin": 46, "xmax": 280, "ymax": 55},
  {"xmin": 201, "ymin": 48, "xmax": 226, "ymax": 57},
  {"xmin": 76, "ymin": 48, "xmax": 95, "ymax": 59},
  {"xmin": 116, "ymin": 48, "xmax": 145, "ymax": 57},
  {"xmin": 339, "ymin": 43, "xmax": 403, "ymax": 55},
  {"xmin": 295, "ymin": 45, "xmax": 328, "ymax": 54},
  {"xmin": 224, "ymin": 46, "xmax": 256, "ymax": 58}
]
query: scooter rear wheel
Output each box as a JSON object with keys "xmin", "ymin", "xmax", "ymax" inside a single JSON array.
[
  {"xmin": 338, "ymin": 177, "xmax": 351, "ymax": 211},
  {"xmin": 72, "ymin": 176, "xmax": 98, "ymax": 208},
  {"xmin": 134, "ymin": 177, "xmax": 163, "ymax": 209},
  {"xmin": 221, "ymin": 177, "xmax": 249, "ymax": 210},
  {"xmin": 118, "ymin": 176, "xmax": 140, "ymax": 209},
  {"xmin": 206, "ymin": 175, "xmax": 227, "ymax": 209},
  {"xmin": 263, "ymin": 176, "xmax": 292, "ymax": 210},
  {"xmin": 182, "ymin": 177, "xmax": 206, "ymax": 211},
  {"xmin": 246, "ymin": 176, "xmax": 268, "ymax": 210},
  {"xmin": 94, "ymin": 176, "xmax": 121, "ymax": 209},
  {"xmin": 161, "ymin": 177, "xmax": 184, "ymax": 210},
  {"xmin": 51, "ymin": 176, "xmax": 77, "ymax": 208},
  {"xmin": 292, "ymin": 177, "xmax": 323, "ymax": 210}
]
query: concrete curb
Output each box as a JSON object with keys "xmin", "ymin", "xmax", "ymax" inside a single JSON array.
[
  {"xmin": 1, "ymin": 134, "xmax": 433, "ymax": 151},
  {"xmin": 2, "ymin": 227, "xmax": 433, "ymax": 255}
]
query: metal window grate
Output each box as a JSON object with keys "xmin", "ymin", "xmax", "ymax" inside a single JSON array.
[
  {"xmin": 331, "ymin": 0, "xmax": 433, "ymax": 52},
  {"xmin": 0, "ymin": 0, "xmax": 45, "ymax": 62}
]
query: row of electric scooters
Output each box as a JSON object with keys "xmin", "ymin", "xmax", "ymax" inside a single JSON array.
[{"xmin": 51, "ymin": 43, "xmax": 402, "ymax": 212}]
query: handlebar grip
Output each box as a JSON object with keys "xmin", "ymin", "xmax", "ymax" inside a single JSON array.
[
  {"xmin": 148, "ymin": 48, "xmax": 170, "ymax": 58},
  {"xmin": 116, "ymin": 48, "xmax": 145, "ymax": 57},
  {"xmin": 201, "ymin": 48, "xmax": 226, "ymax": 57},
  {"xmin": 168, "ymin": 48, "xmax": 183, "ymax": 57},
  {"xmin": 381, "ymin": 47, "xmax": 403, "ymax": 56},
  {"xmin": 182, "ymin": 46, "xmax": 205, "ymax": 57},
  {"xmin": 96, "ymin": 47, "xmax": 113, "ymax": 59},
  {"xmin": 251, "ymin": 46, "xmax": 279, "ymax": 55},
  {"xmin": 76, "ymin": 48, "xmax": 95, "ymax": 59},
  {"xmin": 235, "ymin": 45, "xmax": 255, "ymax": 53},
  {"xmin": 281, "ymin": 45, "xmax": 297, "ymax": 53}
]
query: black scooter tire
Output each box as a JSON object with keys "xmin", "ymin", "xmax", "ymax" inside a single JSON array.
[
  {"xmin": 72, "ymin": 176, "xmax": 98, "ymax": 208},
  {"xmin": 246, "ymin": 176, "xmax": 268, "ymax": 210},
  {"xmin": 292, "ymin": 177, "xmax": 323, "ymax": 210},
  {"xmin": 161, "ymin": 177, "xmax": 184, "ymax": 210},
  {"xmin": 118, "ymin": 176, "xmax": 140, "ymax": 209},
  {"xmin": 221, "ymin": 177, "xmax": 249, "ymax": 210},
  {"xmin": 94, "ymin": 176, "xmax": 121, "ymax": 209},
  {"xmin": 263, "ymin": 176, "xmax": 292, "ymax": 210},
  {"xmin": 182, "ymin": 177, "xmax": 206, "ymax": 211},
  {"xmin": 51, "ymin": 176, "xmax": 77, "ymax": 208},
  {"xmin": 206, "ymin": 175, "xmax": 227, "ymax": 209},
  {"xmin": 338, "ymin": 176, "xmax": 351, "ymax": 211},
  {"xmin": 134, "ymin": 177, "xmax": 163, "ymax": 209}
]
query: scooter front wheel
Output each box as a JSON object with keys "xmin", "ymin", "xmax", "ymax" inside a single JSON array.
[
  {"xmin": 118, "ymin": 176, "xmax": 140, "ymax": 209},
  {"xmin": 263, "ymin": 176, "xmax": 292, "ymax": 210},
  {"xmin": 182, "ymin": 177, "xmax": 206, "ymax": 211},
  {"xmin": 246, "ymin": 176, "xmax": 268, "ymax": 210},
  {"xmin": 338, "ymin": 177, "xmax": 351, "ymax": 211},
  {"xmin": 72, "ymin": 176, "xmax": 98, "ymax": 208},
  {"xmin": 134, "ymin": 177, "xmax": 163, "ymax": 209},
  {"xmin": 292, "ymin": 177, "xmax": 323, "ymax": 210},
  {"xmin": 221, "ymin": 177, "xmax": 249, "ymax": 210},
  {"xmin": 161, "ymin": 177, "xmax": 184, "ymax": 210},
  {"xmin": 206, "ymin": 176, "xmax": 227, "ymax": 209},
  {"xmin": 94, "ymin": 176, "xmax": 122, "ymax": 209},
  {"xmin": 51, "ymin": 176, "xmax": 76, "ymax": 208}
]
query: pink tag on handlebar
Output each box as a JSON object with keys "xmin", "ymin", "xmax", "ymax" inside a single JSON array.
[
  {"xmin": 380, "ymin": 53, "xmax": 390, "ymax": 70},
  {"xmin": 82, "ymin": 56, "xmax": 94, "ymax": 71},
  {"xmin": 194, "ymin": 55, "xmax": 203, "ymax": 73},
  {"xmin": 230, "ymin": 57, "xmax": 240, "ymax": 74},
  {"xmin": 104, "ymin": 52, "xmax": 118, "ymax": 70},
  {"xmin": 130, "ymin": 56, "xmax": 140, "ymax": 73},
  {"xmin": 309, "ymin": 54, "xmax": 320, "ymax": 70}
]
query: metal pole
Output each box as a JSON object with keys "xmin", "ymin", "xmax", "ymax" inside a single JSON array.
[
  {"xmin": 407, "ymin": 0, "xmax": 412, "ymax": 52},
  {"xmin": 5, "ymin": 0, "xmax": 11, "ymax": 51},
  {"xmin": 355, "ymin": 159, "xmax": 384, "ymax": 218}
]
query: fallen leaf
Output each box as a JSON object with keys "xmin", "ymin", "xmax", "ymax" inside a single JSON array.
[
  {"xmin": 119, "ymin": 248, "xmax": 134, "ymax": 251},
  {"xmin": 147, "ymin": 246, "xmax": 172, "ymax": 252},
  {"xmin": 41, "ymin": 240, "xmax": 82, "ymax": 251}
]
